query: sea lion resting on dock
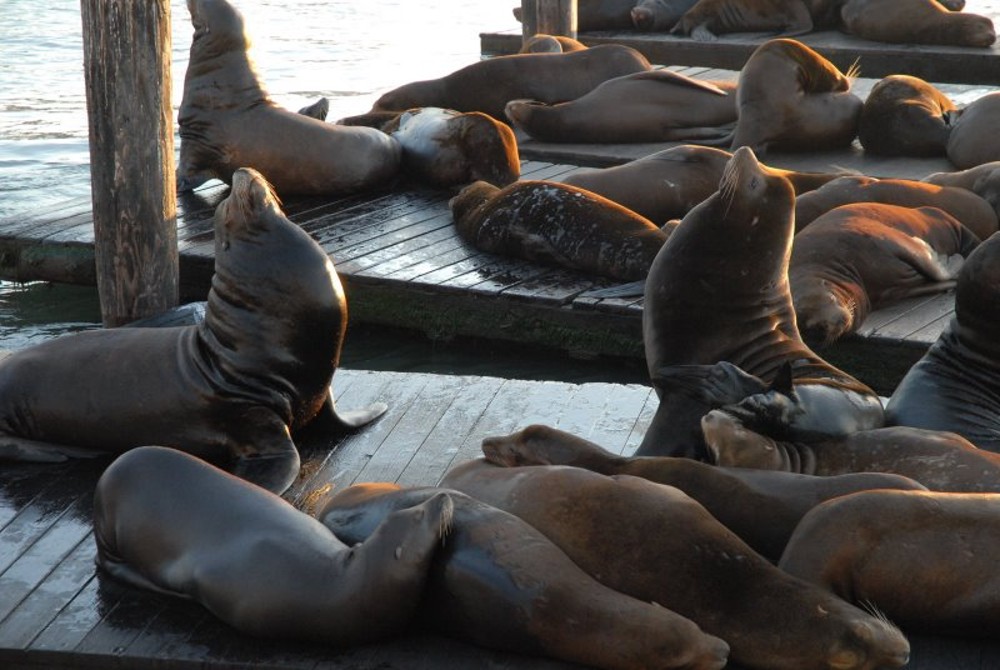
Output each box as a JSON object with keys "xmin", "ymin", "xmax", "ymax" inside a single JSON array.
[
  {"xmin": 640, "ymin": 147, "xmax": 884, "ymax": 459},
  {"xmin": 367, "ymin": 44, "xmax": 651, "ymax": 122},
  {"xmin": 176, "ymin": 0, "xmax": 400, "ymax": 196},
  {"xmin": 780, "ymin": 489, "xmax": 1000, "ymax": 636},
  {"xmin": 318, "ymin": 484, "xmax": 731, "ymax": 670},
  {"xmin": 886, "ymin": 231, "xmax": 1000, "ymax": 452},
  {"xmin": 924, "ymin": 161, "xmax": 1000, "ymax": 220},
  {"xmin": 0, "ymin": 169, "xmax": 386, "ymax": 494},
  {"xmin": 93, "ymin": 447, "xmax": 453, "ymax": 645},
  {"xmin": 518, "ymin": 33, "xmax": 588, "ymax": 53},
  {"xmin": 858, "ymin": 75, "xmax": 958, "ymax": 157},
  {"xmin": 441, "ymin": 459, "xmax": 912, "ymax": 670},
  {"xmin": 480, "ymin": 423, "xmax": 926, "ymax": 562},
  {"xmin": 790, "ymin": 202, "xmax": 981, "ymax": 348},
  {"xmin": 947, "ymin": 93, "xmax": 1000, "ymax": 169},
  {"xmin": 505, "ymin": 69, "xmax": 737, "ymax": 144},
  {"xmin": 512, "ymin": 0, "xmax": 698, "ymax": 31},
  {"xmin": 794, "ymin": 175, "xmax": 999, "ymax": 238},
  {"xmin": 449, "ymin": 180, "xmax": 669, "ymax": 281}
]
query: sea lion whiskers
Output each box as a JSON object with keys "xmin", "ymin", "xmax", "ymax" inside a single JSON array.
[
  {"xmin": 844, "ymin": 58, "xmax": 862, "ymax": 83},
  {"xmin": 860, "ymin": 599, "xmax": 903, "ymax": 636}
]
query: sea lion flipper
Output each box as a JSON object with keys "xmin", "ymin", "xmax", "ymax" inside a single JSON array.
[
  {"xmin": 297, "ymin": 97, "xmax": 329, "ymax": 121},
  {"xmin": 0, "ymin": 435, "xmax": 102, "ymax": 463},
  {"xmin": 585, "ymin": 280, "xmax": 646, "ymax": 299},
  {"xmin": 95, "ymin": 554, "xmax": 192, "ymax": 599},
  {"xmin": 305, "ymin": 393, "xmax": 389, "ymax": 433},
  {"xmin": 230, "ymin": 447, "xmax": 300, "ymax": 495}
]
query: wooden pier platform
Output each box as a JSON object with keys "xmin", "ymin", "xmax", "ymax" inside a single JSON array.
[{"xmin": 2, "ymin": 364, "xmax": 1000, "ymax": 670}]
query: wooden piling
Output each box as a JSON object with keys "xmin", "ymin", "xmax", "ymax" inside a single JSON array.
[
  {"xmin": 521, "ymin": 0, "xmax": 578, "ymax": 42},
  {"xmin": 80, "ymin": 0, "xmax": 178, "ymax": 327}
]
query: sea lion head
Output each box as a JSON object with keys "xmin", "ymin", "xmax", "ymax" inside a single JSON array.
[
  {"xmin": 453, "ymin": 112, "xmax": 520, "ymax": 187},
  {"xmin": 950, "ymin": 13, "xmax": 997, "ymax": 48},
  {"xmin": 794, "ymin": 280, "xmax": 855, "ymax": 348},
  {"xmin": 449, "ymin": 180, "xmax": 501, "ymax": 227},
  {"xmin": 187, "ymin": 0, "xmax": 250, "ymax": 55}
]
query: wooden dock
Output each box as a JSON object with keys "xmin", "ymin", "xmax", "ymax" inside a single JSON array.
[{"xmin": 2, "ymin": 364, "xmax": 1000, "ymax": 670}]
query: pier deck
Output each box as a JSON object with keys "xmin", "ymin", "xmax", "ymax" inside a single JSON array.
[{"xmin": 2, "ymin": 363, "xmax": 1000, "ymax": 670}]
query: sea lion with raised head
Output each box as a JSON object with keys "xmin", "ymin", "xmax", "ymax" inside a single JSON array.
[
  {"xmin": 886, "ymin": 231, "xmax": 1000, "ymax": 452},
  {"xmin": 640, "ymin": 147, "xmax": 884, "ymax": 458},
  {"xmin": 176, "ymin": 0, "xmax": 400, "ymax": 195},
  {"xmin": 790, "ymin": 202, "xmax": 981, "ymax": 347},
  {"xmin": 947, "ymin": 92, "xmax": 1000, "ymax": 169},
  {"xmin": 449, "ymin": 179, "xmax": 669, "ymax": 281},
  {"xmin": 318, "ymin": 483, "xmax": 731, "ymax": 670},
  {"xmin": 481, "ymin": 423, "xmax": 926, "ymax": 562},
  {"xmin": 924, "ymin": 161, "xmax": 1000, "ymax": 219},
  {"xmin": 505, "ymin": 69, "xmax": 737, "ymax": 144},
  {"xmin": 0, "ymin": 169, "xmax": 387, "ymax": 494},
  {"xmin": 442, "ymin": 459, "xmax": 911, "ymax": 670},
  {"xmin": 858, "ymin": 75, "xmax": 958, "ymax": 157},
  {"xmin": 93, "ymin": 447, "xmax": 454, "ymax": 644},
  {"xmin": 794, "ymin": 175, "xmax": 999, "ymax": 238},
  {"xmin": 780, "ymin": 489, "xmax": 1000, "ymax": 636},
  {"xmin": 840, "ymin": 0, "xmax": 996, "ymax": 47}
]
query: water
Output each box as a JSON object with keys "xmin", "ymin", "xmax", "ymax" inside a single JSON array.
[{"xmin": 0, "ymin": 0, "xmax": 651, "ymax": 382}]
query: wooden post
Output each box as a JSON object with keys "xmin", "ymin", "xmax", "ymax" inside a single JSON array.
[
  {"xmin": 80, "ymin": 0, "xmax": 178, "ymax": 327},
  {"xmin": 521, "ymin": 0, "xmax": 578, "ymax": 42}
]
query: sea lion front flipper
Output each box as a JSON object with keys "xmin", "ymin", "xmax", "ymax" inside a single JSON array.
[
  {"xmin": 306, "ymin": 392, "xmax": 390, "ymax": 432},
  {"xmin": 95, "ymin": 554, "xmax": 192, "ymax": 600},
  {"xmin": 297, "ymin": 97, "xmax": 329, "ymax": 121},
  {"xmin": 0, "ymin": 435, "xmax": 103, "ymax": 463},
  {"xmin": 228, "ymin": 411, "xmax": 301, "ymax": 494}
]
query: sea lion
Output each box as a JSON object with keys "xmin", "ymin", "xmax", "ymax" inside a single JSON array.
[
  {"xmin": 924, "ymin": 161, "xmax": 1000, "ymax": 219},
  {"xmin": 442, "ymin": 459, "xmax": 911, "ymax": 670},
  {"xmin": 779, "ymin": 489, "xmax": 1000, "ymax": 636},
  {"xmin": 93, "ymin": 447, "xmax": 453, "ymax": 644},
  {"xmin": 727, "ymin": 38, "xmax": 862, "ymax": 154},
  {"xmin": 671, "ymin": 0, "xmax": 816, "ymax": 41},
  {"xmin": 381, "ymin": 107, "xmax": 520, "ymax": 189},
  {"xmin": 480, "ymin": 423, "xmax": 926, "ymax": 562},
  {"xmin": 840, "ymin": 0, "xmax": 996, "ymax": 47},
  {"xmin": 449, "ymin": 180, "xmax": 669, "ymax": 281},
  {"xmin": 369, "ymin": 44, "xmax": 651, "ymax": 121},
  {"xmin": 858, "ymin": 75, "xmax": 958, "ymax": 157},
  {"xmin": 631, "ymin": 0, "xmax": 701, "ymax": 30},
  {"xmin": 0, "ymin": 169, "xmax": 387, "ymax": 494},
  {"xmin": 947, "ymin": 92, "xmax": 1000, "ymax": 169},
  {"xmin": 563, "ymin": 145, "xmax": 845, "ymax": 224},
  {"xmin": 505, "ymin": 70, "xmax": 737, "ymax": 144},
  {"xmin": 794, "ymin": 175, "xmax": 1000, "ymax": 238},
  {"xmin": 886, "ymin": 231, "xmax": 1000, "ymax": 452},
  {"xmin": 702, "ymin": 394, "xmax": 1000, "ymax": 493},
  {"xmin": 176, "ymin": 0, "xmax": 400, "ymax": 196},
  {"xmin": 318, "ymin": 484, "xmax": 731, "ymax": 670},
  {"xmin": 519, "ymin": 33, "xmax": 588, "ymax": 53},
  {"xmin": 640, "ymin": 147, "xmax": 884, "ymax": 458},
  {"xmin": 790, "ymin": 202, "xmax": 981, "ymax": 347}
]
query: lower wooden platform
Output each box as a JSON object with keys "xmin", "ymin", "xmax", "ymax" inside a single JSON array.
[{"xmin": 2, "ymin": 367, "xmax": 1000, "ymax": 669}]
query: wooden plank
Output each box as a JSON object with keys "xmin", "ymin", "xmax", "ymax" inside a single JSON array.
[{"xmin": 866, "ymin": 292, "xmax": 956, "ymax": 341}]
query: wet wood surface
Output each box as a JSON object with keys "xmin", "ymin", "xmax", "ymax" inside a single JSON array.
[{"xmin": 0, "ymin": 367, "xmax": 998, "ymax": 669}]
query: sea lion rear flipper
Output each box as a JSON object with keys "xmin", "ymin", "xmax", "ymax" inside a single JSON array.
[
  {"xmin": 0, "ymin": 435, "xmax": 103, "ymax": 463},
  {"xmin": 585, "ymin": 281, "xmax": 646, "ymax": 299}
]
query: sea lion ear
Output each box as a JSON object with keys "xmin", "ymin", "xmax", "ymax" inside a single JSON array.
[{"xmin": 768, "ymin": 362, "xmax": 795, "ymax": 397}]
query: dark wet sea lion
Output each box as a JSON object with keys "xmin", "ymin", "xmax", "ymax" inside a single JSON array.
[
  {"xmin": 886, "ymin": 231, "xmax": 1000, "ymax": 452},
  {"xmin": 449, "ymin": 180, "xmax": 669, "ymax": 281},
  {"xmin": 841, "ymin": 0, "xmax": 996, "ymax": 47},
  {"xmin": 442, "ymin": 459, "xmax": 911, "ymax": 670},
  {"xmin": 93, "ymin": 447, "xmax": 453, "ymax": 643},
  {"xmin": 794, "ymin": 175, "xmax": 1000, "ymax": 238},
  {"xmin": 947, "ymin": 92, "xmax": 1000, "ymax": 169},
  {"xmin": 728, "ymin": 38, "xmax": 862, "ymax": 154},
  {"xmin": 640, "ymin": 147, "xmax": 884, "ymax": 458},
  {"xmin": 176, "ymin": 0, "xmax": 400, "ymax": 195},
  {"xmin": 370, "ymin": 45, "xmax": 651, "ymax": 121},
  {"xmin": 924, "ymin": 161, "xmax": 1000, "ymax": 219},
  {"xmin": 780, "ymin": 489, "xmax": 1000, "ymax": 636},
  {"xmin": 0, "ymin": 169, "xmax": 386, "ymax": 494},
  {"xmin": 671, "ymin": 0, "xmax": 815, "ymax": 40},
  {"xmin": 563, "ymin": 144, "xmax": 846, "ymax": 224},
  {"xmin": 318, "ymin": 483, "xmax": 731, "ymax": 670},
  {"xmin": 481, "ymin": 423, "xmax": 926, "ymax": 562},
  {"xmin": 790, "ymin": 202, "xmax": 980, "ymax": 347},
  {"xmin": 505, "ymin": 70, "xmax": 737, "ymax": 144},
  {"xmin": 858, "ymin": 75, "xmax": 957, "ymax": 157}
]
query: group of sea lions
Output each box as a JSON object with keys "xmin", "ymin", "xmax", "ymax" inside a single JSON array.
[{"xmin": 6, "ymin": 0, "xmax": 1000, "ymax": 666}]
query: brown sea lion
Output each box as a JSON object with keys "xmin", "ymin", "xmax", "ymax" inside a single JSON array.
[
  {"xmin": 518, "ymin": 33, "xmax": 589, "ymax": 53},
  {"xmin": 449, "ymin": 180, "xmax": 668, "ymax": 281},
  {"xmin": 790, "ymin": 202, "xmax": 981, "ymax": 347},
  {"xmin": 480, "ymin": 423, "xmax": 926, "ymax": 562},
  {"xmin": 369, "ymin": 45, "xmax": 651, "ymax": 121},
  {"xmin": 640, "ymin": 147, "xmax": 884, "ymax": 458},
  {"xmin": 779, "ymin": 489, "xmax": 1000, "ymax": 636},
  {"xmin": 0, "ymin": 169, "xmax": 387, "ymax": 494},
  {"xmin": 840, "ymin": 0, "xmax": 996, "ymax": 47},
  {"xmin": 631, "ymin": 0, "xmax": 701, "ymax": 30},
  {"xmin": 563, "ymin": 145, "xmax": 845, "ymax": 224},
  {"xmin": 505, "ymin": 70, "xmax": 737, "ymax": 144},
  {"xmin": 176, "ymin": 0, "xmax": 400, "ymax": 195},
  {"xmin": 924, "ymin": 161, "xmax": 1000, "ymax": 219},
  {"xmin": 947, "ymin": 92, "xmax": 1000, "ymax": 169},
  {"xmin": 442, "ymin": 459, "xmax": 911, "ymax": 670},
  {"xmin": 794, "ymin": 175, "xmax": 1000, "ymax": 238},
  {"xmin": 318, "ymin": 484, "xmax": 731, "ymax": 670},
  {"xmin": 671, "ymin": 0, "xmax": 815, "ymax": 40},
  {"xmin": 858, "ymin": 75, "xmax": 958, "ymax": 157},
  {"xmin": 727, "ymin": 38, "xmax": 862, "ymax": 154},
  {"xmin": 93, "ymin": 447, "xmax": 454, "ymax": 644},
  {"xmin": 886, "ymin": 231, "xmax": 1000, "ymax": 452},
  {"xmin": 380, "ymin": 107, "xmax": 520, "ymax": 189}
]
